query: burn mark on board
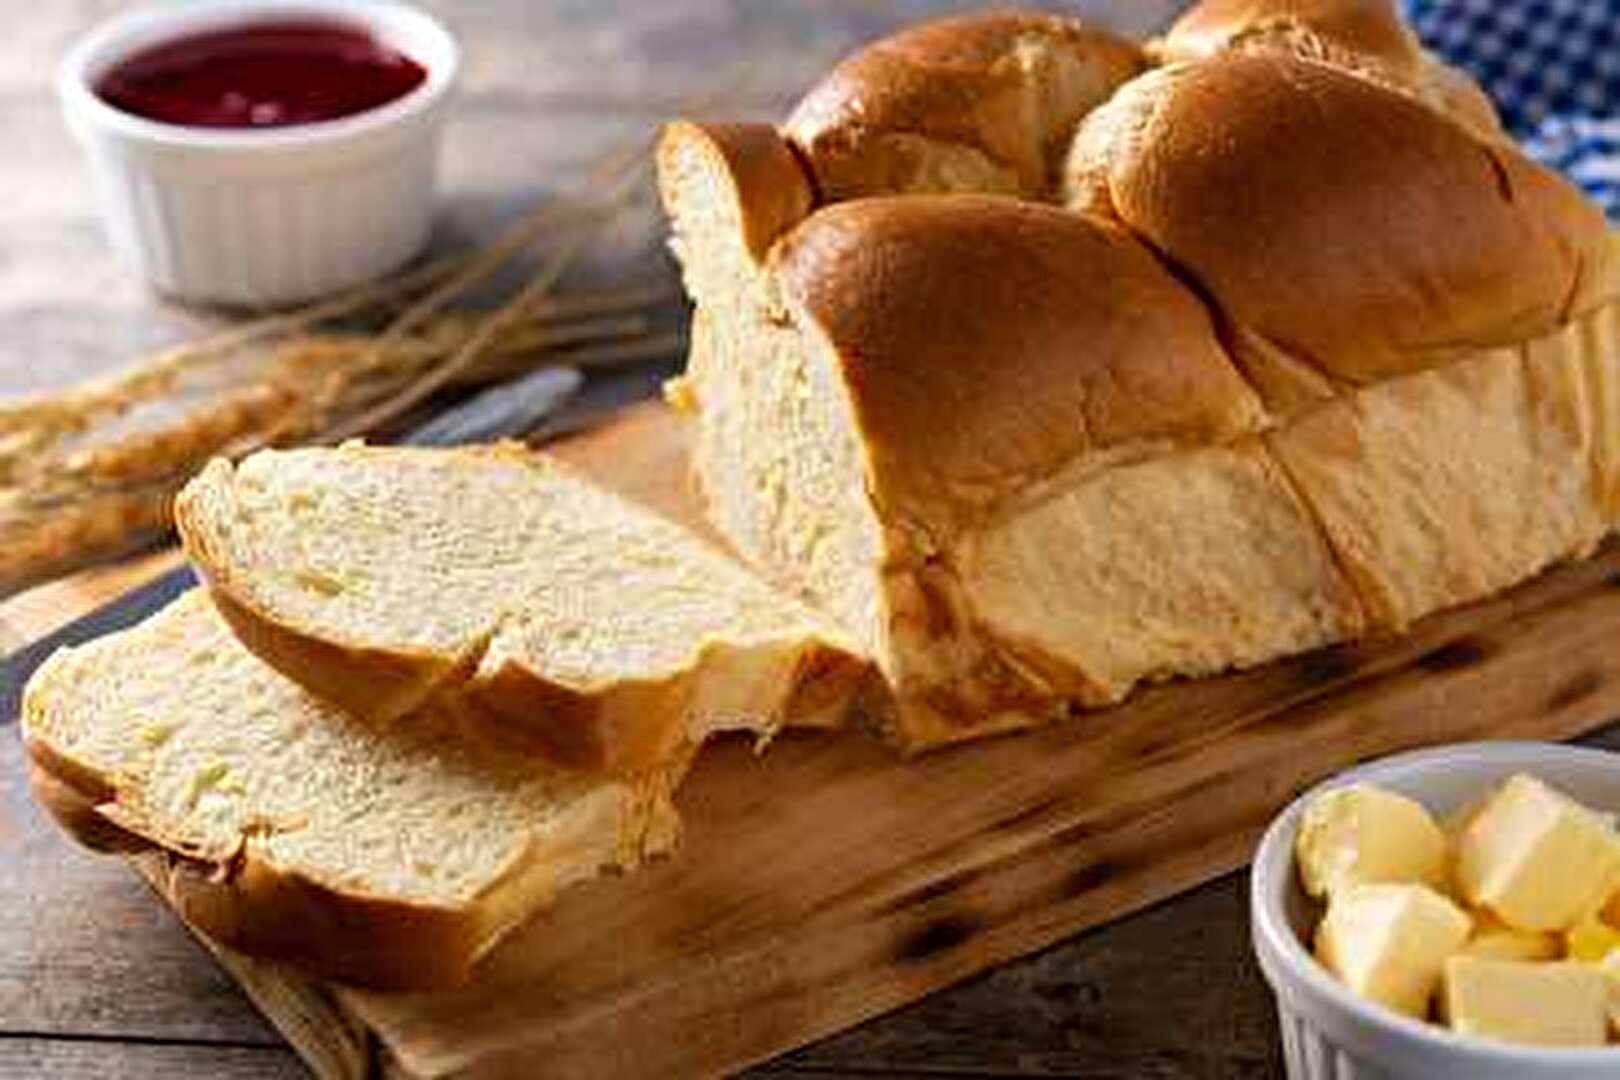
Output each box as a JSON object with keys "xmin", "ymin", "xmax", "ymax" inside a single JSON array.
[
  {"xmin": 1291, "ymin": 644, "xmax": 1360, "ymax": 686},
  {"xmin": 1063, "ymin": 858, "xmax": 1121, "ymax": 898},
  {"xmin": 894, "ymin": 913, "xmax": 984, "ymax": 963},
  {"xmin": 1547, "ymin": 669, "xmax": 1605, "ymax": 712},
  {"xmin": 1416, "ymin": 636, "xmax": 1493, "ymax": 673}
]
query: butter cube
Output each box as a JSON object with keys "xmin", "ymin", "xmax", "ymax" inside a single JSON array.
[
  {"xmin": 1567, "ymin": 916, "xmax": 1620, "ymax": 964},
  {"xmin": 1443, "ymin": 957, "xmax": 1608, "ymax": 1047},
  {"xmin": 1461, "ymin": 912, "xmax": 1561, "ymax": 962},
  {"xmin": 1295, "ymin": 784, "xmax": 1447, "ymax": 899},
  {"xmin": 1455, "ymin": 774, "xmax": 1620, "ymax": 932},
  {"xmin": 1314, "ymin": 883, "xmax": 1471, "ymax": 1018}
]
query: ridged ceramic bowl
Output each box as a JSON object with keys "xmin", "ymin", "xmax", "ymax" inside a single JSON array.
[
  {"xmin": 57, "ymin": 0, "xmax": 460, "ymax": 306},
  {"xmin": 1251, "ymin": 740, "xmax": 1620, "ymax": 1080}
]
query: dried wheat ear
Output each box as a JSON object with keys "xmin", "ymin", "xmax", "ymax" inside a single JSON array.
[{"xmin": 0, "ymin": 142, "xmax": 681, "ymax": 598}]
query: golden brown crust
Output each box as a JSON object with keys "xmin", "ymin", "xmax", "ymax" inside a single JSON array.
[
  {"xmin": 459, "ymin": 633, "xmax": 874, "ymax": 769},
  {"xmin": 208, "ymin": 578, "xmax": 467, "ymax": 723},
  {"xmin": 783, "ymin": 9, "xmax": 1146, "ymax": 201},
  {"xmin": 157, "ymin": 846, "xmax": 488, "ymax": 991},
  {"xmin": 1158, "ymin": 0, "xmax": 1421, "ymax": 70},
  {"xmin": 779, "ymin": 640, "xmax": 879, "ymax": 729},
  {"xmin": 158, "ymin": 769, "xmax": 677, "ymax": 992},
  {"xmin": 456, "ymin": 659, "xmax": 691, "ymax": 775},
  {"xmin": 33, "ymin": 750, "xmax": 664, "ymax": 991},
  {"xmin": 1067, "ymin": 52, "xmax": 1610, "ymax": 388},
  {"xmin": 771, "ymin": 194, "xmax": 1268, "ymax": 533},
  {"xmin": 1155, "ymin": 0, "xmax": 1503, "ymax": 138}
]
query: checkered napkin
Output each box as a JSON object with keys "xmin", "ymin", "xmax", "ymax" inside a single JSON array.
[{"xmin": 1404, "ymin": 0, "xmax": 1620, "ymax": 218}]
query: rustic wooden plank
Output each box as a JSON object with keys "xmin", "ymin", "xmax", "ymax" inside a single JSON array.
[
  {"xmin": 784, "ymin": 744, "xmax": 1620, "ymax": 1080},
  {"xmin": 0, "ymin": 1037, "xmax": 307, "ymax": 1080},
  {"xmin": 763, "ymin": 872, "xmax": 1281, "ymax": 1080}
]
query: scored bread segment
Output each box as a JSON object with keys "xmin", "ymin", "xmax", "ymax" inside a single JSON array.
[
  {"xmin": 20, "ymin": 592, "xmax": 681, "ymax": 990},
  {"xmin": 783, "ymin": 10, "xmax": 1146, "ymax": 201},
  {"xmin": 1150, "ymin": 0, "xmax": 1505, "ymax": 137},
  {"xmin": 1064, "ymin": 51, "xmax": 1612, "ymax": 394},
  {"xmin": 175, "ymin": 442, "xmax": 872, "ymax": 775}
]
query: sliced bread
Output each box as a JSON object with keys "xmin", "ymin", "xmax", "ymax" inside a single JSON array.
[
  {"xmin": 174, "ymin": 443, "xmax": 872, "ymax": 775},
  {"xmin": 21, "ymin": 592, "xmax": 682, "ymax": 990}
]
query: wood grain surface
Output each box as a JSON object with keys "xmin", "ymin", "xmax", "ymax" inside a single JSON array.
[
  {"xmin": 5, "ymin": 2, "xmax": 1616, "ymax": 1079},
  {"xmin": 26, "ymin": 403, "xmax": 1620, "ymax": 1080}
]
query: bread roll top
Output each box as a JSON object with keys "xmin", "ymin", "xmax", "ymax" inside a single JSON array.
[
  {"xmin": 1067, "ymin": 51, "xmax": 1611, "ymax": 388},
  {"xmin": 1157, "ymin": 0, "xmax": 1502, "ymax": 137},
  {"xmin": 1157, "ymin": 0, "xmax": 1423, "ymax": 70},
  {"xmin": 784, "ymin": 10, "xmax": 1144, "ymax": 201},
  {"xmin": 770, "ymin": 195, "xmax": 1268, "ymax": 534}
]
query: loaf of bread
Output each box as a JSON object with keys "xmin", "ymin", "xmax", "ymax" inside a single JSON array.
[
  {"xmin": 21, "ymin": 592, "xmax": 681, "ymax": 989},
  {"xmin": 659, "ymin": 0, "xmax": 1620, "ymax": 750},
  {"xmin": 175, "ymin": 442, "xmax": 871, "ymax": 775}
]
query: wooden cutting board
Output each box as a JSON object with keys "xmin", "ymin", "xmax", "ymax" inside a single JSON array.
[{"xmin": 14, "ymin": 401, "xmax": 1620, "ymax": 1079}]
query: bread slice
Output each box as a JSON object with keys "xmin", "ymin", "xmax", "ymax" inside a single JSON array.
[
  {"xmin": 21, "ymin": 592, "xmax": 681, "ymax": 990},
  {"xmin": 175, "ymin": 442, "xmax": 872, "ymax": 775}
]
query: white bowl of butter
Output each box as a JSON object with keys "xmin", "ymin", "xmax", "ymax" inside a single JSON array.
[{"xmin": 1251, "ymin": 741, "xmax": 1620, "ymax": 1080}]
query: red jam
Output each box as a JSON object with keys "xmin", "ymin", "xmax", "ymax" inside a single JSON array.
[{"xmin": 94, "ymin": 19, "xmax": 427, "ymax": 129}]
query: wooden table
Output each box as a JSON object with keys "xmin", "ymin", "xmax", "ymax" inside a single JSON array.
[{"xmin": 0, "ymin": 2, "xmax": 1526, "ymax": 1077}]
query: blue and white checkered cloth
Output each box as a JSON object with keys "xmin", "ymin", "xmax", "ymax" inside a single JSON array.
[{"xmin": 1404, "ymin": 0, "xmax": 1620, "ymax": 218}]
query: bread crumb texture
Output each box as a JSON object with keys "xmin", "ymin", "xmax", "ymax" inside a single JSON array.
[
  {"xmin": 179, "ymin": 444, "xmax": 862, "ymax": 721},
  {"xmin": 22, "ymin": 593, "xmax": 669, "ymax": 907}
]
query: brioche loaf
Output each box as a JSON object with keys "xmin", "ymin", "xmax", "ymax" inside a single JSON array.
[
  {"xmin": 659, "ymin": 1, "xmax": 1620, "ymax": 750},
  {"xmin": 175, "ymin": 442, "xmax": 871, "ymax": 776},
  {"xmin": 21, "ymin": 592, "xmax": 681, "ymax": 989}
]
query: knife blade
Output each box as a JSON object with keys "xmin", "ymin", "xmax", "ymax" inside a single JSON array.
[{"xmin": 0, "ymin": 361, "xmax": 678, "ymax": 722}]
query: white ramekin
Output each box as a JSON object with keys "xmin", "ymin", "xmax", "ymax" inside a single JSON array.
[
  {"xmin": 57, "ymin": 0, "xmax": 460, "ymax": 306},
  {"xmin": 1251, "ymin": 740, "xmax": 1620, "ymax": 1080}
]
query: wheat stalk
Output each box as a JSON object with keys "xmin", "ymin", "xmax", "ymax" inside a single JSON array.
[
  {"xmin": 0, "ymin": 153, "xmax": 667, "ymax": 597},
  {"xmin": 0, "ymin": 56, "xmax": 769, "ymax": 600}
]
